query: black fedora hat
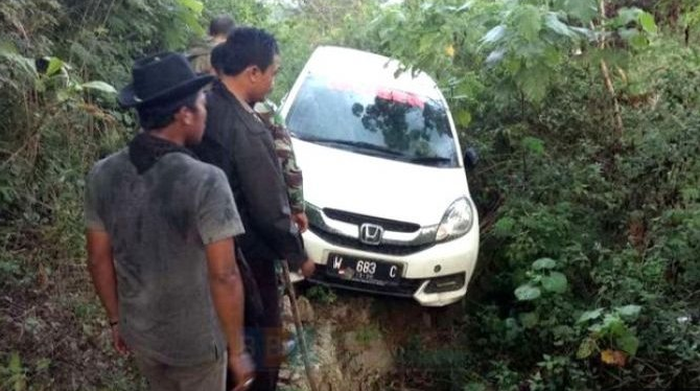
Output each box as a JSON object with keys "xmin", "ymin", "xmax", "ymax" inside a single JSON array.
[{"xmin": 118, "ymin": 52, "xmax": 214, "ymax": 108}]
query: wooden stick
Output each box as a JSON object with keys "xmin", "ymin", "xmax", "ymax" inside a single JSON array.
[
  {"xmin": 280, "ymin": 260, "xmax": 320, "ymax": 391},
  {"xmin": 596, "ymin": 0, "xmax": 624, "ymax": 137}
]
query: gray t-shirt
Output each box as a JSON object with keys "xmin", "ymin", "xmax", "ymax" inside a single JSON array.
[{"xmin": 85, "ymin": 149, "xmax": 244, "ymax": 366}]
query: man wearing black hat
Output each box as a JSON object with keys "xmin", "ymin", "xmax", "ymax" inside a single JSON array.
[
  {"xmin": 85, "ymin": 52, "xmax": 254, "ymax": 391},
  {"xmin": 192, "ymin": 27, "xmax": 315, "ymax": 391}
]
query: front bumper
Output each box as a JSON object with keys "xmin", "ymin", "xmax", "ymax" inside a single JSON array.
[{"xmin": 294, "ymin": 225, "xmax": 479, "ymax": 307}]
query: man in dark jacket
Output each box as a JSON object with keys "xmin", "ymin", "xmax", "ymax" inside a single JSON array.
[{"xmin": 192, "ymin": 27, "xmax": 315, "ymax": 391}]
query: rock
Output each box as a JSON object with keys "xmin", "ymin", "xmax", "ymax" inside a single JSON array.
[
  {"xmin": 312, "ymin": 323, "xmax": 345, "ymax": 391},
  {"xmin": 296, "ymin": 296, "xmax": 315, "ymax": 323},
  {"xmin": 282, "ymin": 295, "xmax": 294, "ymax": 323}
]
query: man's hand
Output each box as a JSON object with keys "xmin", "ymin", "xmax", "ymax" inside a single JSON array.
[
  {"xmin": 292, "ymin": 212, "xmax": 309, "ymax": 233},
  {"xmin": 229, "ymin": 351, "xmax": 255, "ymax": 391},
  {"xmin": 300, "ymin": 258, "xmax": 316, "ymax": 278},
  {"xmin": 110, "ymin": 324, "xmax": 129, "ymax": 356}
]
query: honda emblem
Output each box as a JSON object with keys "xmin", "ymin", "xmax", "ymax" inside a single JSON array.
[{"xmin": 359, "ymin": 223, "xmax": 384, "ymax": 245}]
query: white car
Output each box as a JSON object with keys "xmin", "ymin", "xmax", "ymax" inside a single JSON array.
[{"xmin": 279, "ymin": 46, "xmax": 479, "ymax": 307}]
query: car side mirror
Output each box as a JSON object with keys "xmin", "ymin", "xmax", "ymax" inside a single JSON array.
[{"xmin": 464, "ymin": 147, "xmax": 479, "ymax": 171}]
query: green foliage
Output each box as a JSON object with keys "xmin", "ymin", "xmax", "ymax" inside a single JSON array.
[
  {"xmin": 305, "ymin": 285, "xmax": 338, "ymax": 305},
  {"xmin": 2, "ymin": 0, "xmax": 700, "ymax": 390},
  {"xmin": 576, "ymin": 305, "xmax": 642, "ymax": 357},
  {"xmin": 0, "ymin": 353, "xmax": 27, "ymax": 391}
]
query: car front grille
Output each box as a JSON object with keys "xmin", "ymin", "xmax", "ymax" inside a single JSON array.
[
  {"xmin": 322, "ymin": 208, "xmax": 420, "ymax": 233},
  {"xmin": 310, "ymin": 225, "xmax": 434, "ymax": 256}
]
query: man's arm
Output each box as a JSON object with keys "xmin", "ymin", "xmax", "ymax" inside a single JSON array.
[
  {"xmin": 87, "ymin": 230, "xmax": 118, "ymax": 323},
  {"xmin": 206, "ymin": 237, "xmax": 255, "ymax": 388},
  {"xmin": 269, "ymin": 123, "xmax": 308, "ymax": 232},
  {"xmin": 86, "ymin": 229, "xmax": 128, "ymax": 355},
  {"xmin": 233, "ymin": 123, "xmax": 308, "ymax": 269},
  {"xmin": 205, "ymin": 237, "xmax": 245, "ymax": 356},
  {"xmin": 196, "ymin": 168, "xmax": 255, "ymax": 387}
]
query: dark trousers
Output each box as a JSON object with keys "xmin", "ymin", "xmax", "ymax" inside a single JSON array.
[{"xmin": 227, "ymin": 256, "xmax": 282, "ymax": 391}]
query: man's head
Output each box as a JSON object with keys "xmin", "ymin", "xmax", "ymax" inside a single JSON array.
[
  {"xmin": 136, "ymin": 92, "xmax": 207, "ymax": 145},
  {"xmin": 209, "ymin": 15, "xmax": 235, "ymax": 41},
  {"xmin": 217, "ymin": 27, "xmax": 281, "ymax": 103},
  {"xmin": 118, "ymin": 52, "xmax": 213, "ymax": 145}
]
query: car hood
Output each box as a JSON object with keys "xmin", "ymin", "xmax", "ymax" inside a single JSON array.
[{"xmin": 292, "ymin": 138, "xmax": 472, "ymax": 227}]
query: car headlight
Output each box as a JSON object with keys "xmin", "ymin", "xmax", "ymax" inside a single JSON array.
[{"xmin": 436, "ymin": 198, "xmax": 474, "ymax": 242}]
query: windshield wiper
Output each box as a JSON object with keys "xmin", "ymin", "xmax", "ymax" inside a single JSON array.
[
  {"xmin": 408, "ymin": 156, "xmax": 454, "ymax": 164},
  {"xmin": 295, "ymin": 135, "xmax": 405, "ymax": 156}
]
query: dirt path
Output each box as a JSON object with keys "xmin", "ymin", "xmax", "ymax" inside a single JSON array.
[{"xmin": 277, "ymin": 286, "xmax": 465, "ymax": 391}]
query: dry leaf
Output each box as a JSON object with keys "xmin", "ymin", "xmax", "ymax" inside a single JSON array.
[{"xmin": 601, "ymin": 349, "xmax": 627, "ymax": 367}]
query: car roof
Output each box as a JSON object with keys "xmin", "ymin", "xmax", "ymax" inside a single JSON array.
[{"xmin": 302, "ymin": 45, "xmax": 443, "ymax": 100}]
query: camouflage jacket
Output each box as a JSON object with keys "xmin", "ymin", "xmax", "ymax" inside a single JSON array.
[
  {"xmin": 187, "ymin": 37, "xmax": 216, "ymax": 75},
  {"xmin": 255, "ymin": 102, "xmax": 305, "ymax": 214}
]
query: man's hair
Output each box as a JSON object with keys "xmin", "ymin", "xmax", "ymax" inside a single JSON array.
[
  {"xmin": 218, "ymin": 27, "xmax": 279, "ymax": 77},
  {"xmin": 210, "ymin": 43, "xmax": 225, "ymax": 74},
  {"xmin": 209, "ymin": 15, "xmax": 235, "ymax": 37},
  {"xmin": 136, "ymin": 93, "xmax": 199, "ymax": 131}
]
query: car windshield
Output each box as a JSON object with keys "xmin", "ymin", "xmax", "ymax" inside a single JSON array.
[{"xmin": 286, "ymin": 75, "xmax": 459, "ymax": 167}]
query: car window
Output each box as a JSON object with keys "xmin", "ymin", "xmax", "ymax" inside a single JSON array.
[{"xmin": 286, "ymin": 74, "xmax": 458, "ymax": 167}]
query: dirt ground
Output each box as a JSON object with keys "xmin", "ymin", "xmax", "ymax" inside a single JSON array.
[
  {"xmin": 1, "ymin": 266, "xmax": 464, "ymax": 390},
  {"xmin": 278, "ymin": 285, "xmax": 467, "ymax": 391}
]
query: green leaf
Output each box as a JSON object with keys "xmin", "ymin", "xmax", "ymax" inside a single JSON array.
[
  {"xmin": 481, "ymin": 25, "xmax": 506, "ymax": 45},
  {"xmin": 578, "ymin": 308, "xmax": 604, "ymax": 323},
  {"xmin": 81, "ymin": 81, "xmax": 117, "ymax": 94},
  {"xmin": 519, "ymin": 312, "xmax": 539, "ymax": 328},
  {"xmin": 616, "ymin": 305, "xmax": 641, "ymax": 319},
  {"xmin": 485, "ymin": 49, "xmax": 506, "ymax": 65},
  {"xmin": 181, "ymin": 10, "xmax": 205, "ymax": 36},
  {"xmin": 0, "ymin": 43, "xmax": 38, "ymax": 79},
  {"xmin": 639, "ymin": 12, "xmax": 657, "ymax": 34},
  {"xmin": 542, "ymin": 271, "xmax": 568, "ymax": 293},
  {"xmin": 615, "ymin": 8, "xmax": 643, "ymax": 27},
  {"xmin": 553, "ymin": 325, "xmax": 574, "ymax": 340},
  {"xmin": 618, "ymin": 28, "xmax": 639, "ymax": 42},
  {"xmin": 9, "ymin": 352, "xmax": 21, "ymax": 371},
  {"xmin": 563, "ymin": 0, "xmax": 598, "ymax": 24},
  {"xmin": 617, "ymin": 334, "xmax": 639, "ymax": 356},
  {"xmin": 515, "ymin": 284, "xmax": 541, "ymax": 301},
  {"xmin": 532, "ymin": 258, "xmax": 556, "ymax": 270},
  {"xmin": 518, "ymin": 67, "xmax": 549, "ymax": 103},
  {"xmin": 178, "ymin": 0, "xmax": 203, "ymax": 14},
  {"xmin": 516, "ymin": 5, "xmax": 542, "ymax": 42},
  {"xmin": 576, "ymin": 337, "xmax": 597, "ymax": 359},
  {"xmin": 456, "ymin": 2, "xmax": 472, "ymax": 13},
  {"xmin": 493, "ymin": 216, "xmax": 515, "ymax": 237},
  {"xmin": 601, "ymin": 314, "xmax": 626, "ymax": 336},
  {"xmin": 544, "ymin": 13, "xmax": 576, "ymax": 38},
  {"xmin": 35, "ymin": 358, "xmax": 51, "ymax": 372},
  {"xmin": 455, "ymin": 109, "xmax": 472, "ymax": 128},
  {"xmin": 521, "ymin": 136, "xmax": 545, "ymax": 155},
  {"xmin": 46, "ymin": 57, "xmax": 64, "ymax": 77},
  {"xmin": 419, "ymin": 34, "xmax": 434, "ymax": 53},
  {"xmin": 629, "ymin": 34, "xmax": 649, "ymax": 50}
]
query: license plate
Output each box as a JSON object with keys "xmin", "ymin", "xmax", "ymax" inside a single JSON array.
[{"xmin": 326, "ymin": 253, "xmax": 402, "ymax": 286}]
